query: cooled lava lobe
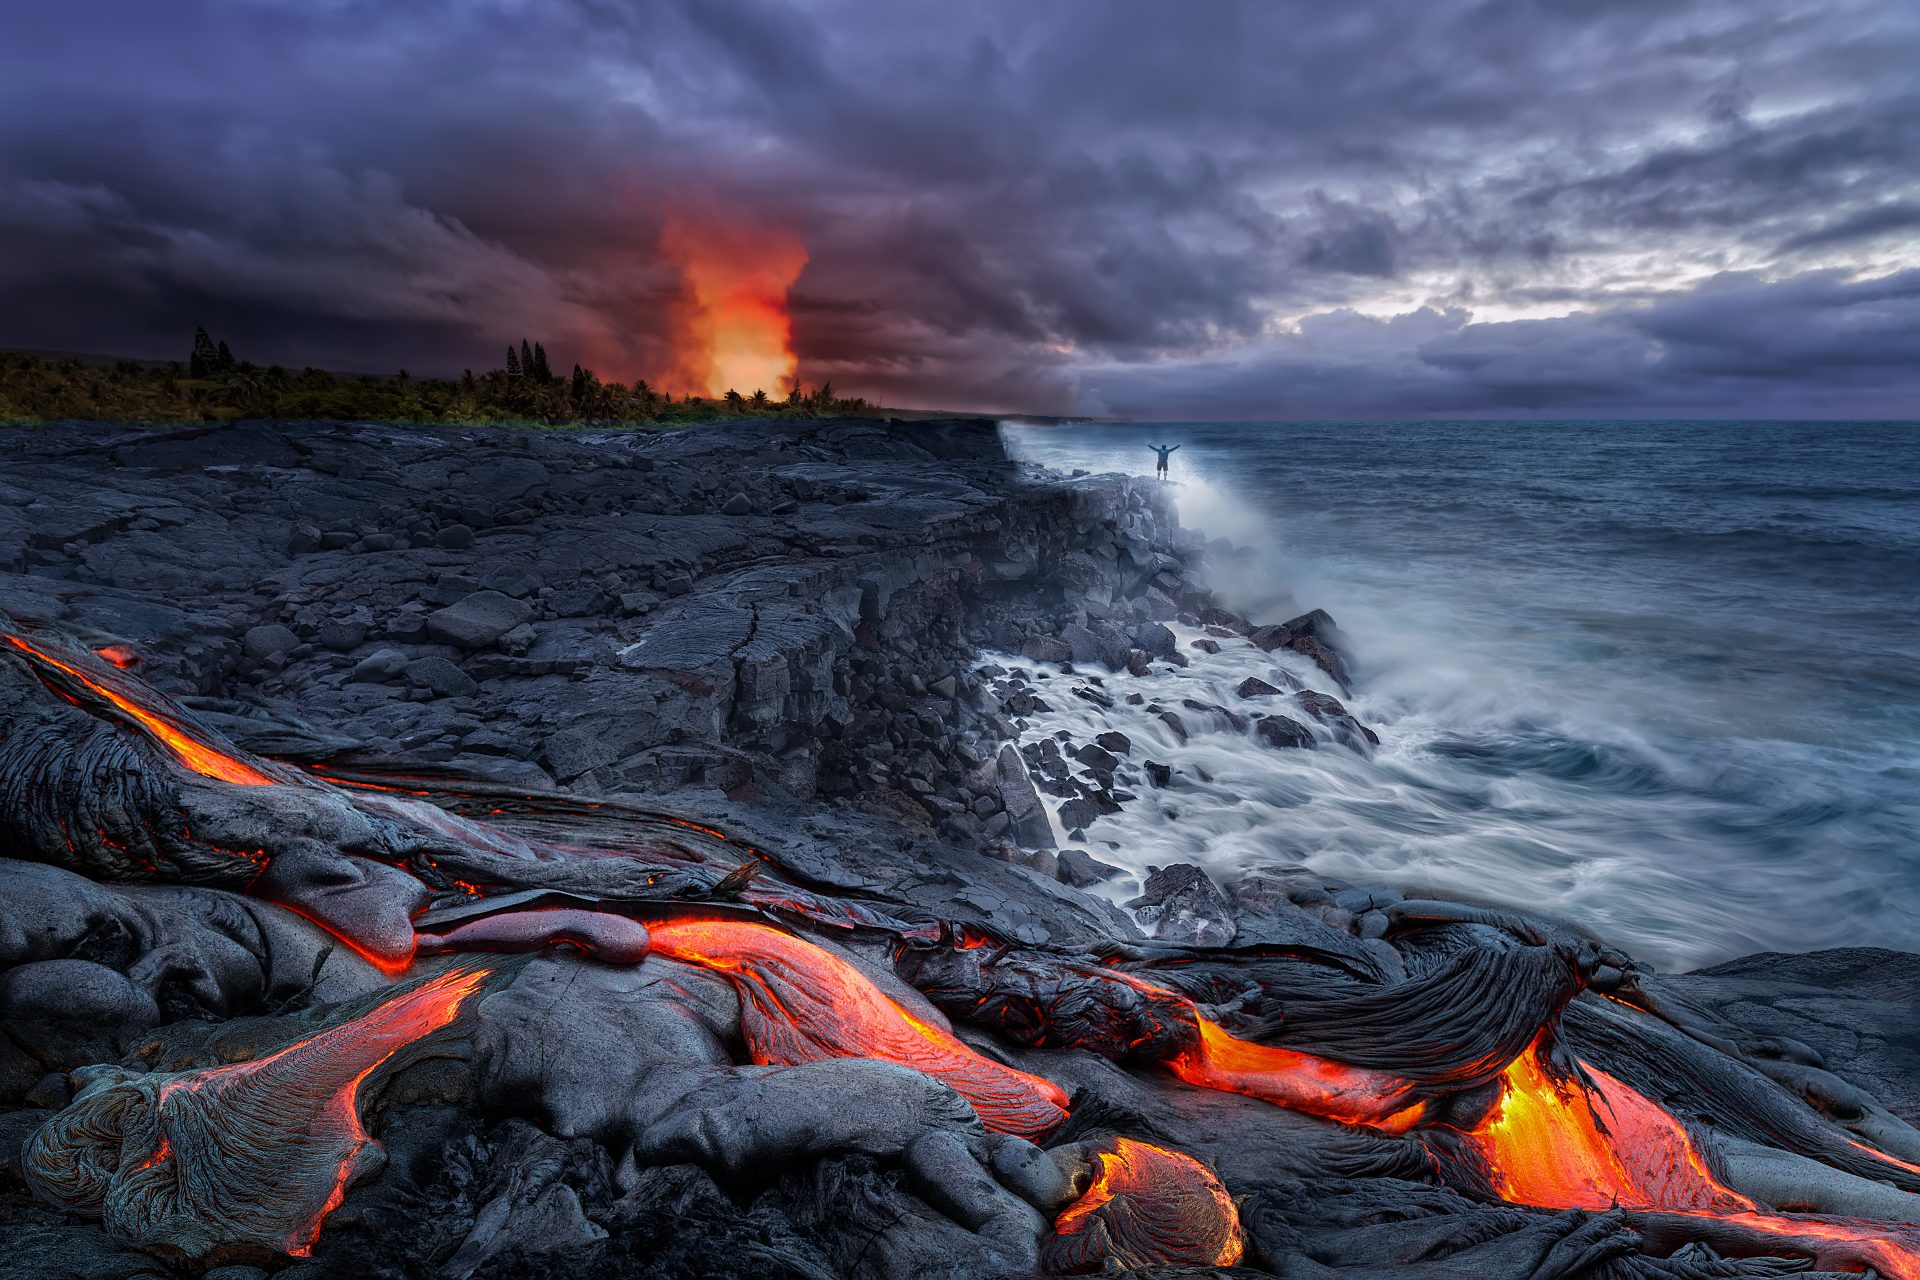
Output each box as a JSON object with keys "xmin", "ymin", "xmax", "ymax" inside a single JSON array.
[
  {"xmin": 23, "ymin": 966, "xmax": 492, "ymax": 1260},
  {"xmin": 1044, "ymin": 1136, "xmax": 1244, "ymax": 1272},
  {"xmin": 4, "ymin": 615, "xmax": 1920, "ymax": 1279}
]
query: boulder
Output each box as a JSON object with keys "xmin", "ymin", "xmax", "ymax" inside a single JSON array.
[
  {"xmin": 241, "ymin": 624, "xmax": 300, "ymax": 664},
  {"xmin": 1056, "ymin": 848, "xmax": 1124, "ymax": 889},
  {"xmin": 406, "ymin": 656, "xmax": 478, "ymax": 699},
  {"xmin": 1020, "ymin": 635, "xmax": 1072, "ymax": 664},
  {"xmin": 1128, "ymin": 621, "xmax": 1176, "ymax": 659},
  {"xmin": 1254, "ymin": 715, "xmax": 1315, "ymax": 750},
  {"xmin": 1294, "ymin": 689, "xmax": 1379, "ymax": 750},
  {"xmin": 1235, "ymin": 676, "xmax": 1284, "ymax": 698},
  {"xmin": 1248, "ymin": 624, "xmax": 1293, "ymax": 652},
  {"xmin": 1128, "ymin": 864, "xmax": 1236, "ymax": 947},
  {"xmin": 427, "ymin": 590, "xmax": 534, "ymax": 650},
  {"xmin": 995, "ymin": 745, "xmax": 1055, "ymax": 849},
  {"xmin": 349, "ymin": 649, "xmax": 410, "ymax": 683}
]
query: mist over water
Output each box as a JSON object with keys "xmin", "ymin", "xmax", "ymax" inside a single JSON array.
[{"xmin": 999, "ymin": 420, "xmax": 1920, "ymax": 971}]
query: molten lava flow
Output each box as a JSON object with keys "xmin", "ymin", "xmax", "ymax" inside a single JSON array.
[
  {"xmin": 1466, "ymin": 1040, "xmax": 1749, "ymax": 1212},
  {"xmin": 1046, "ymin": 1136, "xmax": 1244, "ymax": 1273},
  {"xmin": 1461, "ymin": 1041, "xmax": 1920, "ymax": 1279},
  {"xmin": 647, "ymin": 919, "xmax": 1068, "ymax": 1139},
  {"xmin": 658, "ymin": 207, "xmax": 807, "ymax": 399},
  {"xmin": 1851, "ymin": 1139, "xmax": 1920, "ymax": 1178},
  {"xmin": 1167, "ymin": 1015, "xmax": 1427, "ymax": 1133},
  {"xmin": 94, "ymin": 644, "xmax": 139, "ymax": 669},
  {"xmin": 4, "ymin": 634, "xmax": 276, "ymax": 786}
]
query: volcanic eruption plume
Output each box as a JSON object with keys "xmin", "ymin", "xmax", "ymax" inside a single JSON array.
[{"xmin": 658, "ymin": 206, "xmax": 807, "ymax": 399}]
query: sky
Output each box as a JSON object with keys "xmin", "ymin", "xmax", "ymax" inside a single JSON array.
[{"xmin": 2, "ymin": 0, "xmax": 1917, "ymax": 419}]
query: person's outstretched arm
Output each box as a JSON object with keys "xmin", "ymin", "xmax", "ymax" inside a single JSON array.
[{"xmin": 1168, "ymin": 444, "xmax": 1181, "ymax": 453}]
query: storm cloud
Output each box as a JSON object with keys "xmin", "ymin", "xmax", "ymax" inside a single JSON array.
[{"xmin": 2, "ymin": 0, "xmax": 1916, "ymax": 417}]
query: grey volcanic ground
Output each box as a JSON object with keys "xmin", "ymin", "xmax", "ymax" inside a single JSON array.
[{"xmin": 1, "ymin": 418, "xmax": 1917, "ymax": 1279}]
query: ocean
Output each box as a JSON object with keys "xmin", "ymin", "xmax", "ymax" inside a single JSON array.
[{"xmin": 998, "ymin": 420, "xmax": 1920, "ymax": 972}]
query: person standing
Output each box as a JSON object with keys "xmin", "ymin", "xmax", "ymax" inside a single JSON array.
[{"xmin": 1149, "ymin": 443, "xmax": 1180, "ymax": 480}]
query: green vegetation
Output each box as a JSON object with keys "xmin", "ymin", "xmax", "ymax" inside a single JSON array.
[{"xmin": 0, "ymin": 329, "xmax": 882, "ymax": 427}]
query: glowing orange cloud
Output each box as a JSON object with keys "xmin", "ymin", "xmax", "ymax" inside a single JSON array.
[{"xmin": 658, "ymin": 207, "xmax": 807, "ymax": 399}]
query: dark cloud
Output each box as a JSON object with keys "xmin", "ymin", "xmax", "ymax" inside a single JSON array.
[{"xmin": 1, "ymin": 0, "xmax": 1915, "ymax": 415}]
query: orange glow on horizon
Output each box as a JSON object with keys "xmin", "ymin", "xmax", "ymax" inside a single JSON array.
[
  {"xmin": 658, "ymin": 207, "xmax": 806, "ymax": 399},
  {"xmin": 5, "ymin": 634, "xmax": 277, "ymax": 786}
]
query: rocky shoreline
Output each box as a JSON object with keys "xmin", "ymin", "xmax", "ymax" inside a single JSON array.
[{"xmin": 3, "ymin": 417, "xmax": 1918, "ymax": 1279}]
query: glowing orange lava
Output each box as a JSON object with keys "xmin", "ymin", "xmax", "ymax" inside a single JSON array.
[
  {"xmin": 5, "ymin": 635, "xmax": 277, "ymax": 786},
  {"xmin": 1850, "ymin": 1139, "xmax": 1920, "ymax": 1178},
  {"xmin": 1466, "ymin": 1040, "xmax": 1748, "ymax": 1212},
  {"xmin": 1462, "ymin": 1041, "xmax": 1920, "ymax": 1279},
  {"xmin": 647, "ymin": 919, "xmax": 1068, "ymax": 1139},
  {"xmin": 93, "ymin": 644, "xmax": 139, "ymax": 669},
  {"xmin": 1050, "ymin": 1136, "xmax": 1244, "ymax": 1271},
  {"xmin": 658, "ymin": 207, "xmax": 807, "ymax": 399},
  {"xmin": 157, "ymin": 966, "xmax": 489, "ymax": 1256},
  {"xmin": 1167, "ymin": 1016, "xmax": 1426, "ymax": 1133}
]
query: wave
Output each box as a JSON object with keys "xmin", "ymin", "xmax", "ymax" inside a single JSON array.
[{"xmin": 996, "ymin": 420, "xmax": 1920, "ymax": 971}]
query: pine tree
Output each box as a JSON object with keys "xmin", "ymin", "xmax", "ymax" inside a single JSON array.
[
  {"xmin": 506, "ymin": 346, "xmax": 521, "ymax": 377},
  {"xmin": 190, "ymin": 327, "xmax": 219, "ymax": 378},
  {"xmin": 532, "ymin": 342, "xmax": 552, "ymax": 381},
  {"xmin": 816, "ymin": 379, "xmax": 833, "ymax": 410},
  {"xmin": 520, "ymin": 340, "xmax": 534, "ymax": 379},
  {"xmin": 786, "ymin": 377, "xmax": 803, "ymax": 405},
  {"xmin": 215, "ymin": 340, "xmax": 235, "ymax": 373}
]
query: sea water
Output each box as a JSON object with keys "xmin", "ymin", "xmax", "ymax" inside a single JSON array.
[{"xmin": 999, "ymin": 420, "xmax": 1920, "ymax": 971}]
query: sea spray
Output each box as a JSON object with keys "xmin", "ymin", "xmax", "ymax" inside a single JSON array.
[{"xmin": 996, "ymin": 419, "xmax": 1920, "ymax": 970}]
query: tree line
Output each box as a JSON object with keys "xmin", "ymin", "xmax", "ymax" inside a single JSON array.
[{"xmin": 1, "ymin": 329, "xmax": 876, "ymax": 426}]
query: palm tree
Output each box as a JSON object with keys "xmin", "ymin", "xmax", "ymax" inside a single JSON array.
[
  {"xmin": 723, "ymin": 389, "xmax": 746, "ymax": 412},
  {"xmin": 749, "ymin": 388, "xmax": 769, "ymax": 409}
]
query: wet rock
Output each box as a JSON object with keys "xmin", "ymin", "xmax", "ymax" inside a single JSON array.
[
  {"xmin": 1128, "ymin": 863, "xmax": 1236, "ymax": 947},
  {"xmin": 1288, "ymin": 634, "xmax": 1352, "ymax": 693},
  {"xmin": 1236, "ymin": 676, "xmax": 1284, "ymax": 698},
  {"xmin": 1144, "ymin": 760, "xmax": 1172, "ymax": 787},
  {"xmin": 1248, "ymin": 623, "xmax": 1293, "ymax": 652},
  {"xmin": 435, "ymin": 523, "xmax": 475, "ymax": 550},
  {"xmin": 995, "ymin": 745, "xmax": 1055, "ymax": 849},
  {"xmin": 1056, "ymin": 847, "xmax": 1123, "ymax": 888},
  {"xmin": 721, "ymin": 492, "xmax": 754, "ymax": 516},
  {"xmin": 1190, "ymin": 638, "xmax": 1221, "ymax": 655},
  {"xmin": 1073, "ymin": 744, "xmax": 1120, "ymax": 774},
  {"xmin": 1294, "ymin": 689, "xmax": 1380, "ymax": 750},
  {"xmin": 1056, "ymin": 796, "xmax": 1099, "ymax": 832},
  {"xmin": 1129, "ymin": 621, "xmax": 1176, "ymax": 658},
  {"xmin": 1020, "ymin": 635, "xmax": 1071, "ymax": 663},
  {"xmin": 1094, "ymin": 731, "xmax": 1131, "ymax": 755},
  {"xmin": 1254, "ymin": 715, "xmax": 1315, "ymax": 749}
]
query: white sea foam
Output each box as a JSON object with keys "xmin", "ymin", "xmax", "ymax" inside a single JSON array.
[{"xmin": 991, "ymin": 421, "xmax": 1920, "ymax": 970}]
